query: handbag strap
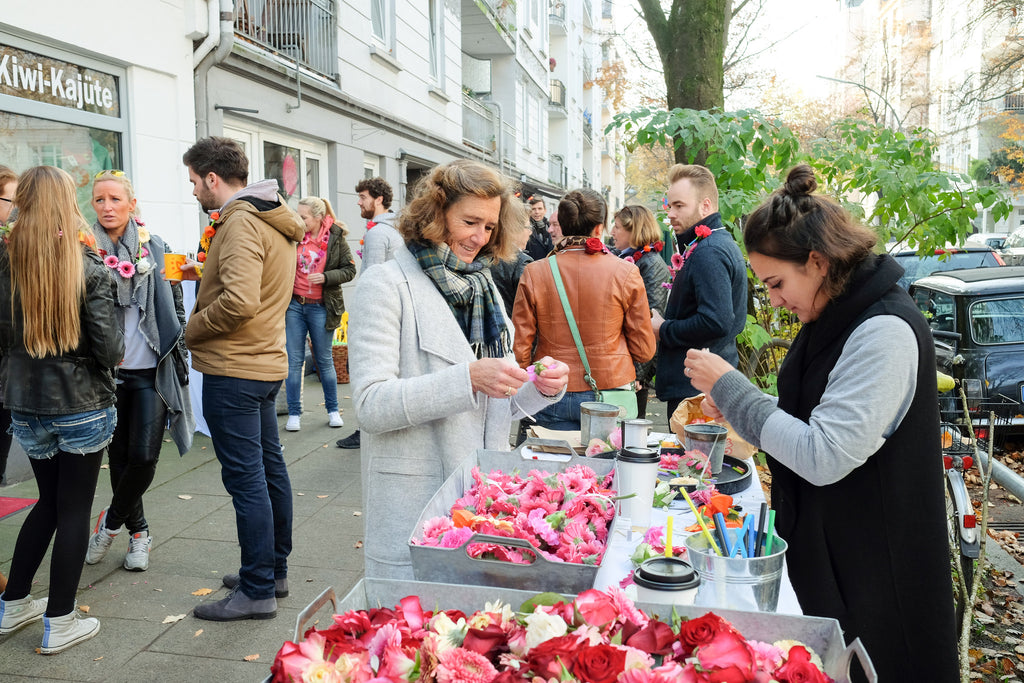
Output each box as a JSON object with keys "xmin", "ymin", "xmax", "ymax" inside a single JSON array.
[{"xmin": 548, "ymin": 255, "xmax": 600, "ymax": 394}]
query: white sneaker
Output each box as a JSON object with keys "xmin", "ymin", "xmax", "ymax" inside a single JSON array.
[
  {"xmin": 328, "ymin": 411, "xmax": 344, "ymax": 428},
  {"xmin": 285, "ymin": 415, "xmax": 301, "ymax": 431},
  {"xmin": 40, "ymin": 610, "xmax": 100, "ymax": 654},
  {"xmin": 124, "ymin": 530, "xmax": 152, "ymax": 571},
  {"xmin": 0, "ymin": 594, "xmax": 47, "ymax": 635},
  {"xmin": 85, "ymin": 508, "xmax": 121, "ymax": 565}
]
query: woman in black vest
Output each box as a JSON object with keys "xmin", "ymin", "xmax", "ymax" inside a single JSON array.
[{"xmin": 684, "ymin": 165, "xmax": 957, "ymax": 682}]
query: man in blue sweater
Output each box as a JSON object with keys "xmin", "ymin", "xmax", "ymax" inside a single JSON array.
[{"xmin": 652, "ymin": 165, "xmax": 747, "ymax": 419}]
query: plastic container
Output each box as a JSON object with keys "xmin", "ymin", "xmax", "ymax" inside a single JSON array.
[
  {"xmin": 615, "ymin": 447, "xmax": 659, "ymax": 528},
  {"xmin": 580, "ymin": 401, "xmax": 620, "ymax": 445},
  {"xmin": 684, "ymin": 423, "xmax": 728, "ymax": 475},
  {"xmin": 684, "ymin": 532, "xmax": 788, "ymax": 613},
  {"xmin": 633, "ymin": 557, "xmax": 700, "ymax": 606}
]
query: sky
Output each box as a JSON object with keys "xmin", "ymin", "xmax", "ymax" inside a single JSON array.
[{"xmin": 756, "ymin": 0, "xmax": 843, "ymax": 100}]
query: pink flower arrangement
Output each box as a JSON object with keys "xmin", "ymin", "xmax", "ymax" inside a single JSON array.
[
  {"xmin": 413, "ymin": 465, "xmax": 616, "ymax": 566},
  {"xmin": 270, "ymin": 587, "xmax": 835, "ymax": 682}
]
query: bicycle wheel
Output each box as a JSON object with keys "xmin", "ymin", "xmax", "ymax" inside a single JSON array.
[{"xmin": 945, "ymin": 476, "xmax": 974, "ymax": 624}]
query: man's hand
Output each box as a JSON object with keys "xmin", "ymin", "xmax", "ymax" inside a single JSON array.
[{"xmin": 651, "ymin": 310, "xmax": 665, "ymax": 341}]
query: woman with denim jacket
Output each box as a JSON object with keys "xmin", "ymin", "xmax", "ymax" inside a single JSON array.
[
  {"xmin": 83, "ymin": 170, "xmax": 194, "ymax": 574},
  {"xmin": 0, "ymin": 166, "xmax": 124, "ymax": 654}
]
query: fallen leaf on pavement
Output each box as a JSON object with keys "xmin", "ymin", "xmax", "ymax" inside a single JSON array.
[
  {"xmin": 163, "ymin": 614, "xmax": 187, "ymax": 624},
  {"xmin": 100, "ymin": 464, "xmax": 109, "ymax": 469},
  {"xmin": 194, "ymin": 629, "xmax": 204, "ymax": 637},
  {"xmin": 297, "ymin": 492, "xmax": 305, "ymax": 496},
  {"xmin": 192, "ymin": 588, "xmax": 214, "ymax": 596},
  {"xmin": 352, "ymin": 511, "xmax": 362, "ymax": 516},
  {"xmin": 317, "ymin": 495, "xmax": 328, "ymax": 499},
  {"xmin": 178, "ymin": 494, "xmax": 193, "ymax": 500},
  {"xmin": 93, "ymin": 657, "xmax": 104, "ymax": 661},
  {"xmin": 79, "ymin": 605, "xmax": 90, "ymax": 613},
  {"xmin": 354, "ymin": 541, "xmax": 363, "ymax": 548},
  {"xmin": 244, "ymin": 654, "xmax": 260, "ymax": 662}
]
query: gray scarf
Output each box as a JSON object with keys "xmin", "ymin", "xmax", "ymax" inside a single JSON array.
[{"xmin": 92, "ymin": 218, "xmax": 160, "ymax": 355}]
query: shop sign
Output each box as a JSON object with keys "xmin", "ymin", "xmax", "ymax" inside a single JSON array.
[{"xmin": 0, "ymin": 43, "xmax": 120, "ymax": 117}]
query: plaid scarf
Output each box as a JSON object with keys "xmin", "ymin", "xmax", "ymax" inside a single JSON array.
[{"xmin": 408, "ymin": 240, "xmax": 511, "ymax": 359}]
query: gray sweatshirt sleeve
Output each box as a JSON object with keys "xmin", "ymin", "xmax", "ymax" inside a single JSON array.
[{"xmin": 711, "ymin": 315, "xmax": 919, "ymax": 486}]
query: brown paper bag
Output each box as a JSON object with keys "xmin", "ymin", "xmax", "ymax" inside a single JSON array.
[{"xmin": 669, "ymin": 394, "xmax": 758, "ymax": 460}]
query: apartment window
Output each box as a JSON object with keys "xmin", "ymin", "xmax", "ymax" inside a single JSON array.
[
  {"xmin": 529, "ymin": 94, "xmax": 541, "ymax": 153},
  {"xmin": 428, "ymin": 0, "xmax": 443, "ymax": 82},
  {"xmin": 371, "ymin": 0, "xmax": 394, "ymax": 49}
]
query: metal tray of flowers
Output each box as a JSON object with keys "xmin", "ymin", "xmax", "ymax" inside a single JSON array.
[
  {"xmin": 268, "ymin": 578, "xmax": 875, "ymax": 683},
  {"xmin": 408, "ymin": 449, "xmax": 619, "ymax": 594}
]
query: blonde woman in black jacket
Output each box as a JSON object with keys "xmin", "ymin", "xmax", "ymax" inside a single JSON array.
[{"xmin": 0, "ymin": 166, "xmax": 123, "ymax": 654}]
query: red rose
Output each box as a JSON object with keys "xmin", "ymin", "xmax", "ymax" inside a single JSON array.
[
  {"xmin": 463, "ymin": 623, "xmax": 508, "ymax": 660},
  {"xmin": 677, "ymin": 613, "xmax": 731, "ymax": 653},
  {"xmin": 696, "ymin": 630, "xmax": 756, "ymax": 683},
  {"xmin": 571, "ymin": 643, "xmax": 627, "ymax": 683},
  {"xmin": 774, "ymin": 645, "xmax": 833, "ymax": 683},
  {"xmin": 695, "ymin": 224, "xmax": 712, "ymax": 239},
  {"xmin": 527, "ymin": 634, "xmax": 578, "ymax": 679},
  {"xmin": 584, "ymin": 237, "xmax": 604, "ymax": 254},
  {"xmin": 625, "ymin": 619, "xmax": 677, "ymax": 655}
]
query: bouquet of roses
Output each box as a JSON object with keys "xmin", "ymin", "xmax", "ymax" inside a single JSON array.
[
  {"xmin": 414, "ymin": 465, "xmax": 616, "ymax": 565},
  {"xmin": 270, "ymin": 586, "xmax": 835, "ymax": 682}
]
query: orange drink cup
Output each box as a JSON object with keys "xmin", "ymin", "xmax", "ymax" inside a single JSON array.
[{"xmin": 164, "ymin": 252, "xmax": 186, "ymax": 281}]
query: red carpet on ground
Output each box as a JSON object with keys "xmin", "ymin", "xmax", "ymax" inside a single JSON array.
[{"xmin": 0, "ymin": 497, "xmax": 37, "ymax": 520}]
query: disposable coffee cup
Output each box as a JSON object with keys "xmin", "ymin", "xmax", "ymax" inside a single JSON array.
[
  {"xmin": 163, "ymin": 252, "xmax": 186, "ymax": 281},
  {"xmin": 633, "ymin": 556, "xmax": 700, "ymax": 606},
  {"xmin": 621, "ymin": 418, "xmax": 653, "ymax": 449},
  {"xmin": 615, "ymin": 446, "xmax": 660, "ymax": 528},
  {"xmin": 684, "ymin": 423, "xmax": 728, "ymax": 475}
]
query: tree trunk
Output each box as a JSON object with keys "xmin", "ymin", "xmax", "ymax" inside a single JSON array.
[{"xmin": 638, "ymin": 0, "xmax": 731, "ymax": 164}]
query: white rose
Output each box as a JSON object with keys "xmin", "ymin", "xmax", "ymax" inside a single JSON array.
[
  {"xmin": 136, "ymin": 258, "xmax": 153, "ymax": 275},
  {"xmin": 523, "ymin": 608, "xmax": 568, "ymax": 652}
]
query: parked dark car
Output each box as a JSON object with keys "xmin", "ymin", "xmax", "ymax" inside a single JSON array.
[
  {"xmin": 891, "ymin": 245, "xmax": 1005, "ymax": 290},
  {"xmin": 909, "ymin": 267, "xmax": 1024, "ymax": 436}
]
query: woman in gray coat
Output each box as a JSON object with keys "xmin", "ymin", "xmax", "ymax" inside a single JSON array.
[{"xmin": 348, "ymin": 160, "xmax": 569, "ymax": 579}]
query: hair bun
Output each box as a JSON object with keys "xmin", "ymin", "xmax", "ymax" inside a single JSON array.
[{"xmin": 783, "ymin": 164, "xmax": 817, "ymax": 197}]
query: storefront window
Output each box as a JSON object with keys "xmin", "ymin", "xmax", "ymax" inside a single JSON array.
[
  {"xmin": 0, "ymin": 112, "xmax": 121, "ymax": 219},
  {"xmin": 264, "ymin": 141, "xmax": 302, "ymax": 205}
]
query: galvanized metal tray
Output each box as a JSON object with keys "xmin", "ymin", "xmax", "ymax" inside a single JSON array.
[
  {"xmin": 408, "ymin": 449, "xmax": 617, "ymax": 594},
  {"xmin": 331, "ymin": 578, "xmax": 876, "ymax": 683}
]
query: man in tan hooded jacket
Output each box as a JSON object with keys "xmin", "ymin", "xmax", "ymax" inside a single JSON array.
[{"xmin": 182, "ymin": 137, "xmax": 305, "ymax": 622}]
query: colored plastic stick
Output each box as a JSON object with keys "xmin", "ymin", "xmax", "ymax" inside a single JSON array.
[
  {"xmin": 713, "ymin": 512, "xmax": 732, "ymax": 558},
  {"xmin": 765, "ymin": 509, "xmax": 777, "ymax": 555},
  {"xmin": 665, "ymin": 515, "xmax": 674, "ymax": 558},
  {"xmin": 747, "ymin": 520, "xmax": 756, "ymax": 557},
  {"xmin": 755, "ymin": 503, "xmax": 768, "ymax": 558},
  {"xmin": 734, "ymin": 528, "xmax": 748, "ymax": 558},
  {"xmin": 679, "ymin": 488, "xmax": 721, "ymax": 556}
]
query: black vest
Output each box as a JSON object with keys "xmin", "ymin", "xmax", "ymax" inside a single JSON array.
[{"xmin": 772, "ymin": 254, "xmax": 957, "ymax": 682}]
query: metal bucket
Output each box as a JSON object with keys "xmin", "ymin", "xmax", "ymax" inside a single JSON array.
[
  {"xmin": 684, "ymin": 532, "xmax": 788, "ymax": 613},
  {"xmin": 580, "ymin": 401, "xmax": 620, "ymax": 444}
]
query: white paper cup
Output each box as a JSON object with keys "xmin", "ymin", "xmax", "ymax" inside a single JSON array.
[
  {"xmin": 615, "ymin": 447, "xmax": 659, "ymax": 528},
  {"xmin": 622, "ymin": 418, "xmax": 653, "ymax": 449}
]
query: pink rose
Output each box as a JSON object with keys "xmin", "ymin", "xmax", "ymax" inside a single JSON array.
[
  {"xmin": 696, "ymin": 630, "xmax": 756, "ymax": 683},
  {"xmin": 774, "ymin": 645, "xmax": 833, "ymax": 683},
  {"xmin": 575, "ymin": 589, "xmax": 619, "ymax": 628}
]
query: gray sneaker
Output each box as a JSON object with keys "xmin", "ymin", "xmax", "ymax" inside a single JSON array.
[
  {"xmin": 85, "ymin": 508, "xmax": 120, "ymax": 565},
  {"xmin": 193, "ymin": 587, "xmax": 276, "ymax": 621},
  {"xmin": 123, "ymin": 530, "xmax": 152, "ymax": 571}
]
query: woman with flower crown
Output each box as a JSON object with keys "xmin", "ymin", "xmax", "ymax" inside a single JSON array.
[
  {"xmin": 611, "ymin": 205, "xmax": 670, "ymax": 419},
  {"xmin": 0, "ymin": 166, "xmax": 122, "ymax": 653},
  {"xmin": 85, "ymin": 170, "xmax": 194, "ymax": 574},
  {"xmin": 512, "ymin": 189, "xmax": 656, "ymax": 430},
  {"xmin": 283, "ymin": 196, "xmax": 356, "ymax": 432}
]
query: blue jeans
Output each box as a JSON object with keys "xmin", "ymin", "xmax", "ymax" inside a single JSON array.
[
  {"xmin": 532, "ymin": 390, "xmax": 597, "ymax": 431},
  {"xmin": 9, "ymin": 406, "xmax": 117, "ymax": 459},
  {"xmin": 202, "ymin": 375, "xmax": 293, "ymax": 600},
  {"xmin": 285, "ymin": 299, "xmax": 339, "ymax": 416}
]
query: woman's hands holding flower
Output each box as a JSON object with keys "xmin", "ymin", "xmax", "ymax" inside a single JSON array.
[
  {"xmin": 684, "ymin": 348, "xmax": 734, "ymax": 397},
  {"xmin": 307, "ymin": 272, "xmax": 325, "ymax": 284},
  {"xmin": 470, "ymin": 359, "xmax": 529, "ymax": 399},
  {"xmin": 530, "ymin": 357, "xmax": 568, "ymax": 397}
]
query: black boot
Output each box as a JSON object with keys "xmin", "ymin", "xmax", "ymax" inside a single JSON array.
[{"xmin": 336, "ymin": 430, "xmax": 361, "ymax": 449}]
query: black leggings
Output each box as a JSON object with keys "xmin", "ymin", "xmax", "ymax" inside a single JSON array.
[
  {"xmin": 0, "ymin": 405, "xmax": 12, "ymax": 483},
  {"xmin": 104, "ymin": 368, "xmax": 166, "ymax": 533},
  {"xmin": 3, "ymin": 449, "xmax": 103, "ymax": 616}
]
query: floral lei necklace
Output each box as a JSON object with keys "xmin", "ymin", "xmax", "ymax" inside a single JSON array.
[
  {"xmin": 622, "ymin": 240, "xmax": 664, "ymax": 265},
  {"xmin": 196, "ymin": 211, "xmax": 220, "ymax": 264},
  {"xmin": 554, "ymin": 235, "xmax": 613, "ymax": 255},
  {"xmin": 98, "ymin": 221, "xmax": 152, "ymax": 279}
]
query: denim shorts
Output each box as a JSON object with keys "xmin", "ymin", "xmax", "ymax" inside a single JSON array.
[{"xmin": 9, "ymin": 406, "xmax": 118, "ymax": 459}]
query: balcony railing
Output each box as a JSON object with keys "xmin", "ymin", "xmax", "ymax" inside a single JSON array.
[
  {"xmin": 1005, "ymin": 93, "xmax": 1024, "ymax": 111},
  {"xmin": 582, "ymin": 116, "xmax": 593, "ymax": 144},
  {"xmin": 462, "ymin": 92, "xmax": 495, "ymax": 151},
  {"xmin": 234, "ymin": 0, "xmax": 338, "ymax": 79},
  {"xmin": 550, "ymin": 2, "xmax": 566, "ymax": 21},
  {"xmin": 549, "ymin": 79, "xmax": 566, "ymax": 107}
]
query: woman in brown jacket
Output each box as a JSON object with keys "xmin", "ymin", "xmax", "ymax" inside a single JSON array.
[{"xmin": 512, "ymin": 188, "xmax": 656, "ymax": 430}]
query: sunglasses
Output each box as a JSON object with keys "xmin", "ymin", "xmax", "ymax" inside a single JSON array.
[{"xmin": 94, "ymin": 170, "xmax": 126, "ymax": 178}]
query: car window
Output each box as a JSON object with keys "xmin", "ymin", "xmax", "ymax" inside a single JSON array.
[
  {"xmin": 895, "ymin": 251, "xmax": 1000, "ymax": 288},
  {"xmin": 969, "ymin": 297, "xmax": 1024, "ymax": 344},
  {"xmin": 912, "ymin": 288, "xmax": 956, "ymax": 334}
]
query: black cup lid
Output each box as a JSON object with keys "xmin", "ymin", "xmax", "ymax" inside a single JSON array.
[
  {"xmin": 635, "ymin": 557, "xmax": 700, "ymax": 590},
  {"xmin": 617, "ymin": 447, "xmax": 659, "ymax": 463}
]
